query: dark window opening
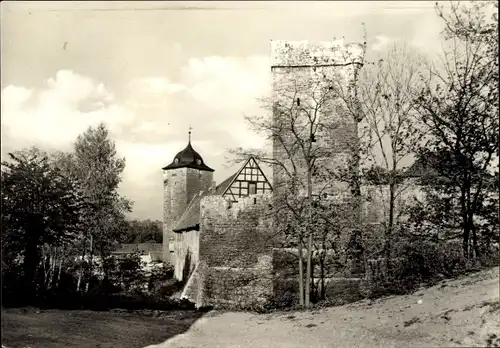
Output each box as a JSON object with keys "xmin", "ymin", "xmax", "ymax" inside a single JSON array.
[
  {"xmin": 249, "ymin": 182, "xmax": 257, "ymax": 195},
  {"xmin": 296, "ymin": 98, "xmax": 300, "ymax": 106}
]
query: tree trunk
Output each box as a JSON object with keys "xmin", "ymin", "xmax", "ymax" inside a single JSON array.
[
  {"xmin": 298, "ymin": 239, "xmax": 305, "ymax": 307},
  {"xmin": 386, "ymin": 181, "xmax": 396, "ymax": 269},
  {"xmin": 86, "ymin": 234, "xmax": 94, "ymax": 293},
  {"xmin": 56, "ymin": 245, "xmax": 64, "ymax": 288},
  {"xmin": 319, "ymin": 250, "xmax": 326, "ymax": 300},
  {"xmin": 46, "ymin": 247, "xmax": 56, "ymax": 291},
  {"xmin": 77, "ymin": 240, "xmax": 84, "ymax": 292},
  {"xmin": 460, "ymin": 185, "xmax": 470, "ymax": 258},
  {"xmin": 305, "ymin": 167, "xmax": 313, "ymax": 308},
  {"xmin": 305, "ymin": 233, "xmax": 312, "ymax": 307},
  {"xmin": 471, "ymin": 221, "xmax": 479, "ymax": 259},
  {"xmin": 23, "ymin": 241, "xmax": 40, "ymax": 304},
  {"xmin": 350, "ymin": 136, "xmax": 364, "ymax": 275}
]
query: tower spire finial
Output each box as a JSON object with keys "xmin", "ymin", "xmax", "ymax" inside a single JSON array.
[{"xmin": 188, "ymin": 126, "xmax": 192, "ymax": 143}]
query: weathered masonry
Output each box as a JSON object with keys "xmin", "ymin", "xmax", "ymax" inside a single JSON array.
[
  {"xmin": 270, "ymin": 39, "xmax": 364, "ymax": 198},
  {"xmin": 160, "ymin": 39, "xmax": 393, "ymax": 309}
]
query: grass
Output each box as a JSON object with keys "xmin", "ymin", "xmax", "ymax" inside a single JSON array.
[{"xmin": 1, "ymin": 308, "xmax": 205, "ymax": 348}]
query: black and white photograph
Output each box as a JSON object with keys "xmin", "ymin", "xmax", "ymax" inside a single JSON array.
[{"xmin": 1, "ymin": 1, "xmax": 499, "ymax": 347}]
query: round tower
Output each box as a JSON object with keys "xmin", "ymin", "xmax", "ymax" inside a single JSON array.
[{"xmin": 162, "ymin": 131, "xmax": 214, "ymax": 264}]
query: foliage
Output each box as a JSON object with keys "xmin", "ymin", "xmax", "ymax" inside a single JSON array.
[
  {"xmin": 1, "ymin": 124, "xmax": 145, "ymax": 309},
  {"xmin": 415, "ymin": 1, "xmax": 499, "ymax": 258},
  {"xmin": 68, "ymin": 123, "xmax": 133, "ymax": 290},
  {"xmin": 1, "ymin": 147, "xmax": 83, "ymax": 301},
  {"xmin": 119, "ymin": 219, "xmax": 163, "ymax": 244}
]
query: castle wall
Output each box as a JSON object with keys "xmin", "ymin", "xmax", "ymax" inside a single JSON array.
[
  {"xmin": 199, "ymin": 194, "xmax": 275, "ymax": 309},
  {"xmin": 174, "ymin": 229, "xmax": 200, "ymax": 281}
]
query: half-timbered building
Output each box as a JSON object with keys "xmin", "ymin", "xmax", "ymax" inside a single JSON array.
[{"xmin": 162, "ymin": 135, "xmax": 273, "ymax": 280}]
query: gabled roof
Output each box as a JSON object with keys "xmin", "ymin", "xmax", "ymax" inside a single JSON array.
[
  {"xmin": 172, "ymin": 157, "xmax": 272, "ymax": 233},
  {"xmin": 403, "ymin": 158, "xmax": 439, "ymax": 179},
  {"xmin": 171, "ymin": 166, "xmax": 241, "ymax": 233},
  {"xmin": 214, "ymin": 172, "xmax": 238, "ymax": 195},
  {"xmin": 217, "ymin": 157, "xmax": 273, "ymax": 201},
  {"xmin": 173, "ymin": 191, "xmax": 209, "ymax": 233}
]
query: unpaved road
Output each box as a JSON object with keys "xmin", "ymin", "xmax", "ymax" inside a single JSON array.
[{"xmin": 146, "ymin": 267, "xmax": 500, "ymax": 348}]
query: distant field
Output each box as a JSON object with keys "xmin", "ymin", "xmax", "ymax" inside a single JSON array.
[{"xmin": 1, "ymin": 308, "xmax": 204, "ymax": 348}]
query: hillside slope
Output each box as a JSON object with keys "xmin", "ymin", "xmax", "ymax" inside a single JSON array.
[{"xmin": 147, "ymin": 267, "xmax": 500, "ymax": 348}]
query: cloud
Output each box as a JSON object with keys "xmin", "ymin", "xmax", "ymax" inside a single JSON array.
[
  {"xmin": 181, "ymin": 55, "xmax": 270, "ymax": 109},
  {"xmin": 1, "ymin": 56, "xmax": 272, "ymax": 220},
  {"xmin": 123, "ymin": 55, "xmax": 270, "ymax": 150},
  {"xmin": 371, "ymin": 35, "xmax": 396, "ymax": 52},
  {"xmin": 1, "ymin": 70, "xmax": 135, "ymax": 150},
  {"xmin": 407, "ymin": 12, "xmax": 446, "ymax": 56},
  {"xmin": 121, "ymin": 56, "xmax": 272, "ymax": 218}
]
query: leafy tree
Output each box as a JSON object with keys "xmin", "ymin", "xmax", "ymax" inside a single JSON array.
[
  {"xmin": 119, "ymin": 219, "xmax": 163, "ymax": 244},
  {"xmin": 71, "ymin": 123, "xmax": 132, "ymax": 291},
  {"xmin": 415, "ymin": 1, "xmax": 499, "ymax": 258},
  {"xmin": 1, "ymin": 147, "xmax": 83, "ymax": 302}
]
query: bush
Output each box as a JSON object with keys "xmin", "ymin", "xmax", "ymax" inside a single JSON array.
[
  {"xmin": 268, "ymin": 278, "xmax": 299, "ymax": 310},
  {"xmin": 362, "ymin": 236, "xmax": 499, "ymax": 299},
  {"xmin": 1, "ymin": 251, "xmax": 189, "ymax": 311}
]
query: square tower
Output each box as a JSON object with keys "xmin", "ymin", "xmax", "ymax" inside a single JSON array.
[
  {"xmin": 270, "ymin": 39, "xmax": 364, "ymax": 198},
  {"xmin": 162, "ymin": 138, "xmax": 214, "ymax": 263}
]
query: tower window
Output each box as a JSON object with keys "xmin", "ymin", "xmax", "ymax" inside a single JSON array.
[{"xmin": 296, "ymin": 98, "xmax": 300, "ymax": 106}]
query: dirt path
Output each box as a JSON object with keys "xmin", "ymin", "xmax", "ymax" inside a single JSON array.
[{"xmin": 146, "ymin": 267, "xmax": 500, "ymax": 348}]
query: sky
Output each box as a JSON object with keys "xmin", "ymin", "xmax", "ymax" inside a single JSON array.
[{"xmin": 1, "ymin": 1, "xmax": 452, "ymax": 220}]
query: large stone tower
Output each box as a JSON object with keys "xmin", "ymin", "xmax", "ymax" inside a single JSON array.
[
  {"xmin": 270, "ymin": 40, "xmax": 365, "ymax": 272},
  {"xmin": 270, "ymin": 39, "xmax": 364, "ymax": 198},
  {"xmin": 162, "ymin": 133, "xmax": 214, "ymax": 263}
]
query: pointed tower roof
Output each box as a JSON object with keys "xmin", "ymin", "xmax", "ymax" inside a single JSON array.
[{"xmin": 162, "ymin": 128, "xmax": 214, "ymax": 172}]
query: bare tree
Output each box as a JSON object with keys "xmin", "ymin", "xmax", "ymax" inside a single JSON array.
[
  {"xmin": 231, "ymin": 62, "xmax": 362, "ymax": 307},
  {"xmin": 355, "ymin": 43, "xmax": 427, "ymax": 262},
  {"xmin": 415, "ymin": 1, "xmax": 499, "ymax": 258}
]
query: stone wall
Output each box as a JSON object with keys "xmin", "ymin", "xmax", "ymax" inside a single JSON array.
[
  {"xmin": 361, "ymin": 182, "xmax": 425, "ymax": 225},
  {"xmin": 173, "ymin": 229, "xmax": 200, "ymax": 281},
  {"xmin": 199, "ymin": 194, "xmax": 275, "ymax": 309}
]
